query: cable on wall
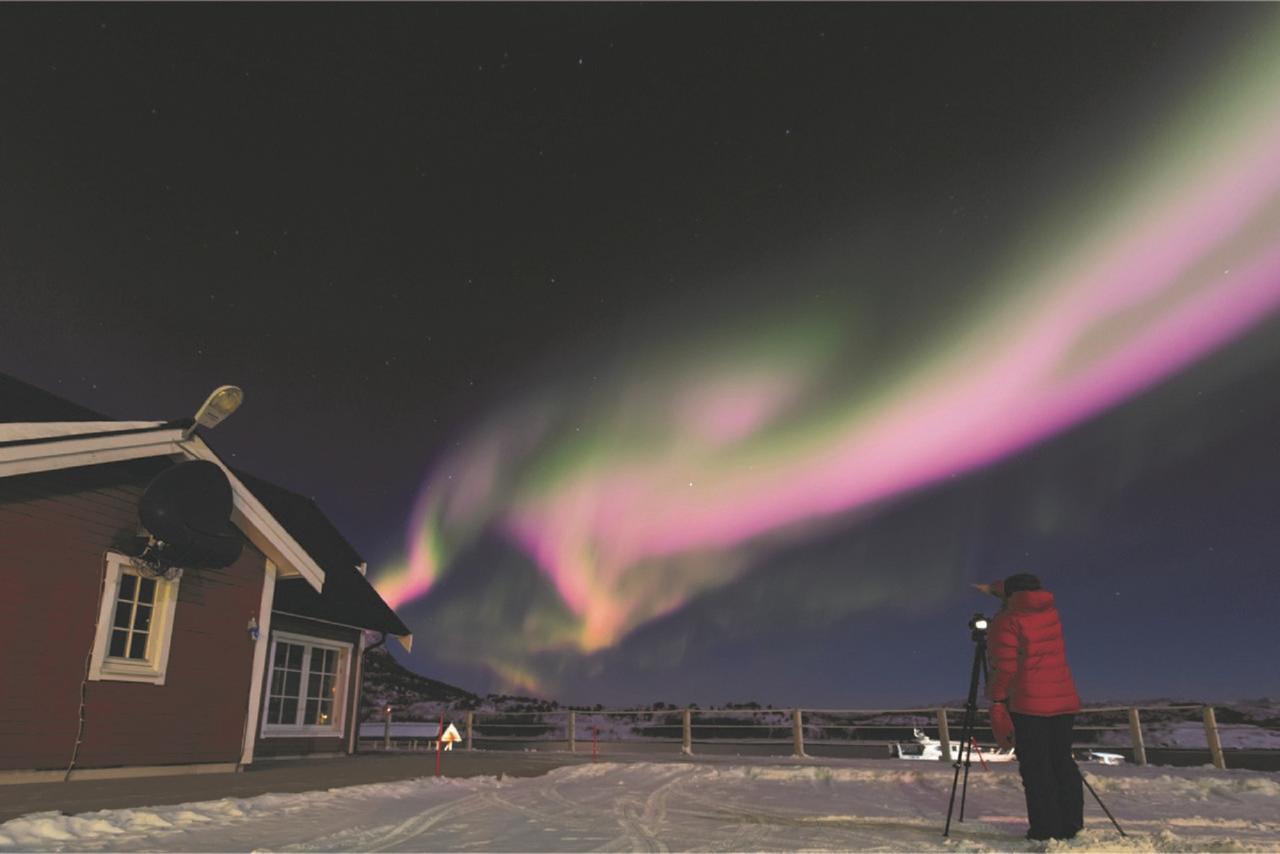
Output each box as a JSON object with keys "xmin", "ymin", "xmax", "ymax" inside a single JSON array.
[{"xmin": 65, "ymin": 551, "xmax": 112, "ymax": 781}]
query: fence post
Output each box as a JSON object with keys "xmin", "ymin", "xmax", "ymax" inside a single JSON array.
[
  {"xmin": 466, "ymin": 710, "xmax": 474, "ymax": 751},
  {"xmin": 792, "ymin": 708, "xmax": 806, "ymax": 757},
  {"xmin": 569, "ymin": 710, "xmax": 577, "ymax": 753},
  {"xmin": 937, "ymin": 709, "xmax": 951, "ymax": 762},
  {"xmin": 1127, "ymin": 708, "xmax": 1147, "ymax": 766},
  {"xmin": 682, "ymin": 707, "xmax": 693, "ymax": 755},
  {"xmin": 383, "ymin": 706, "xmax": 391, "ymax": 751},
  {"xmin": 1203, "ymin": 706, "xmax": 1226, "ymax": 769}
]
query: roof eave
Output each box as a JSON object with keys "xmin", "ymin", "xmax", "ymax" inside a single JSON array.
[
  {"xmin": 0, "ymin": 425, "xmax": 187, "ymax": 479},
  {"xmin": 180, "ymin": 438, "xmax": 326, "ymax": 592},
  {"xmin": 0, "ymin": 424, "xmax": 326, "ymax": 593}
]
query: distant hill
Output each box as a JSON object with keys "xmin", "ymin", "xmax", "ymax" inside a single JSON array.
[
  {"xmin": 359, "ymin": 646, "xmax": 479, "ymax": 720},
  {"xmin": 359, "ymin": 646, "xmax": 562, "ymax": 721}
]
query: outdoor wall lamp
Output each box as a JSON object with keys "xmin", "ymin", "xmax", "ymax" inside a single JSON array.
[{"xmin": 182, "ymin": 385, "xmax": 244, "ymax": 440}]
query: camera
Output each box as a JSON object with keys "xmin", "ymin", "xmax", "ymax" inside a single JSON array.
[{"xmin": 969, "ymin": 612, "xmax": 989, "ymax": 640}]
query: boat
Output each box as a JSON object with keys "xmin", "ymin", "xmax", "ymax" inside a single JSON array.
[
  {"xmin": 1076, "ymin": 748, "xmax": 1126, "ymax": 766},
  {"xmin": 893, "ymin": 728, "xmax": 1016, "ymax": 762}
]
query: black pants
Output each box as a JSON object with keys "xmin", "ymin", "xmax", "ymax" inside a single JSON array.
[{"xmin": 1011, "ymin": 712, "xmax": 1083, "ymax": 840}]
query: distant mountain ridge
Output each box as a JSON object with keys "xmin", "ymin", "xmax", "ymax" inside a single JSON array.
[
  {"xmin": 359, "ymin": 646, "xmax": 561, "ymax": 721},
  {"xmin": 360, "ymin": 646, "xmax": 478, "ymax": 720}
]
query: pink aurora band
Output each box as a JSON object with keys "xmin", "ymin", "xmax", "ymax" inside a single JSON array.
[{"xmin": 377, "ymin": 30, "xmax": 1280, "ymax": 655}]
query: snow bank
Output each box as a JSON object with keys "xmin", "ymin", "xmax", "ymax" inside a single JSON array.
[{"xmin": 2, "ymin": 759, "xmax": 1277, "ymax": 851}]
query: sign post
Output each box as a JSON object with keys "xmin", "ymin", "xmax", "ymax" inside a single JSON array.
[{"xmin": 435, "ymin": 714, "xmax": 444, "ymax": 777}]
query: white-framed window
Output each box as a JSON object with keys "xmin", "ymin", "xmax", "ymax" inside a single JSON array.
[
  {"xmin": 88, "ymin": 552, "xmax": 182, "ymax": 685},
  {"xmin": 261, "ymin": 631, "xmax": 350, "ymax": 737}
]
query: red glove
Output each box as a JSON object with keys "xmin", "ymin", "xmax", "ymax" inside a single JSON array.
[{"xmin": 990, "ymin": 702, "xmax": 1015, "ymax": 749}]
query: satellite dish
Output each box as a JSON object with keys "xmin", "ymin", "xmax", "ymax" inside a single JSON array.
[{"xmin": 138, "ymin": 460, "xmax": 242, "ymax": 569}]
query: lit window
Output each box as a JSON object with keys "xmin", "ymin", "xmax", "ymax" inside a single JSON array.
[
  {"xmin": 89, "ymin": 553, "xmax": 182, "ymax": 684},
  {"xmin": 262, "ymin": 633, "xmax": 349, "ymax": 736}
]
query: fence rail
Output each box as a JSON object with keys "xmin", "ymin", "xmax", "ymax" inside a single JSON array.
[{"xmin": 361, "ymin": 703, "xmax": 1250, "ymax": 769}]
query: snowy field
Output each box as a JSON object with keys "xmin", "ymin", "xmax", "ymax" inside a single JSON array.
[{"xmin": 2, "ymin": 759, "xmax": 1278, "ymax": 852}]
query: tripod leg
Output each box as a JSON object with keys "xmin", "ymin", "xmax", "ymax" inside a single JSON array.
[
  {"xmin": 945, "ymin": 705, "xmax": 977, "ymax": 836},
  {"xmin": 943, "ymin": 760, "xmax": 963, "ymax": 837},
  {"xmin": 959, "ymin": 736, "xmax": 974, "ymax": 821},
  {"xmin": 1081, "ymin": 772, "xmax": 1126, "ymax": 837}
]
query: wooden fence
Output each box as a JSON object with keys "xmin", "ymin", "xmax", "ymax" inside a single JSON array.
[{"xmin": 361, "ymin": 703, "xmax": 1234, "ymax": 769}]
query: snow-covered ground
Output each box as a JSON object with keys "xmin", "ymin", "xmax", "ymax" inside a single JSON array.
[{"xmin": 2, "ymin": 758, "xmax": 1278, "ymax": 852}]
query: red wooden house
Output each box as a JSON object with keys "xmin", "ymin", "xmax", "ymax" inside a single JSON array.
[{"xmin": 0, "ymin": 374, "xmax": 411, "ymax": 783}]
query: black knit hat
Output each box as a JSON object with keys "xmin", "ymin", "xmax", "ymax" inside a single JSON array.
[{"xmin": 1002, "ymin": 572, "xmax": 1042, "ymax": 596}]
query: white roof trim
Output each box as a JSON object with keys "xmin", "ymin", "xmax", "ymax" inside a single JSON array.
[
  {"xmin": 180, "ymin": 439, "xmax": 325, "ymax": 592},
  {"xmin": 0, "ymin": 423, "xmax": 325, "ymax": 594},
  {"xmin": 0, "ymin": 427, "xmax": 187, "ymax": 479},
  {"xmin": 0, "ymin": 421, "xmax": 166, "ymax": 442}
]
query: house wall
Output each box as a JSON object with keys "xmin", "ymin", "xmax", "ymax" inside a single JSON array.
[
  {"xmin": 0, "ymin": 461, "xmax": 264, "ymax": 772},
  {"xmin": 253, "ymin": 612, "xmax": 361, "ymax": 758}
]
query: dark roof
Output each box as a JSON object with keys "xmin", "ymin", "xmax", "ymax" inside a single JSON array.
[
  {"xmin": 2, "ymin": 372, "xmax": 410, "ymax": 639},
  {"xmin": 0, "ymin": 373, "xmax": 109, "ymax": 421},
  {"xmin": 234, "ymin": 470, "xmax": 411, "ymax": 638}
]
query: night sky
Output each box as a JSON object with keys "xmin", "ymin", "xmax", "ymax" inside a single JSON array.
[{"xmin": 3, "ymin": 4, "xmax": 1278, "ymax": 706}]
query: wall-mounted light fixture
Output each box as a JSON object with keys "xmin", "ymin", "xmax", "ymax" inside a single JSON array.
[{"xmin": 182, "ymin": 385, "xmax": 244, "ymax": 440}]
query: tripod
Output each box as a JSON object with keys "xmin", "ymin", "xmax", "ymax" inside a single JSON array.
[{"xmin": 943, "ymin": 614, "xmax": 988, "ymax": 837}]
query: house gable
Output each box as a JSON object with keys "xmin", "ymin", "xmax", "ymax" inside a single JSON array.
[{"xmin": 0, "ymin": 425, "xmax": 325, "ymax": 593}]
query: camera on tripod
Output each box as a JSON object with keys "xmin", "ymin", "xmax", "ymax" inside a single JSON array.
[{"xmin": 945, "ymin": 611, "xmax": 994, "ymax": 836}]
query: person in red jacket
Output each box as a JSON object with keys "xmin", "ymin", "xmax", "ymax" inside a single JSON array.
[{"xmin": 976, "ymin": 572, "xmax": 1083, "ymax": 842}]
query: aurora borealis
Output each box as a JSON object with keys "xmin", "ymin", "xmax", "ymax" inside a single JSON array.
[
  {"xmin": 5, "ymin": 4, "xmax": 1279, "ymax": 705},
  {"xmin": 373, "ymin": 12, "xmax": 1280, "ymax": 680}
]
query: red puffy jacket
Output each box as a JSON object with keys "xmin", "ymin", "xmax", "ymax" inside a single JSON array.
[{"xmin": 986, "ymin": 590, "xmax": 1081, "ymax": 716}]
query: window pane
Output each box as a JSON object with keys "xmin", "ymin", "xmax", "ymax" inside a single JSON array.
[
  {"xmin": 270, "ymin": 670, "xmax": 284, "ymax": 695},
  {"xmin": 320, "ymin": 674, "xmax": 334, "ymax": 697},
  {"xmin": 284, "ymin": 670, "xmax": 300, "ymax": 697},
  {"xmin": 138, "ymin": 577, "xmax": 157, "ymax": 604},
  {"xmin": 128, "ymin": 631, "xmax": 148, "ymax": 660},
  {"xmin": 268, "ymin": 697, "xmax": 281, "ymax": 724},
  {"xmin": 281, "ymin": 698, "xmax": 297, "ymax": 724},
  {"xmin": 304, "ymin": 699, "xmax": 319, "ymax": 724},
  {"xmin": 273, "ymin": 643, "xmax": 287, "ymax": 666},
  {"xmin": 113, "ymin": 601, "xmax": 133, "ymax": 628},
  {"xmin": 320, "ymin": 649, "xmax": 335, "ymax": 673},
  {"xmin": 287, "ymin": 644, "xmax": 303, "ymax": 669},
  {"xmin": 133, "ymin": 604, "xmax": 152, "ymax": 632},
  {"xmin": 318, "ymin": 700, "xmax": 332, "ymax": 725},
  {"xmin": 109, "ymin": 629, "xmax": 128, "ymax": 657},
  {"xmin": 119, "ymin": 573, "xmax": 137, "ymax": 600},
  {"xmin": 307, "ymin": 672, "xmax": 321, "ymax": 698}
]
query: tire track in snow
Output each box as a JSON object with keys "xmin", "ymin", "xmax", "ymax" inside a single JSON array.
[
  {"xmin": 600, "ymin": 767, "xmax": 688, "ymax": 853},
  {"xmin": 310, "ymin": 790, "xmax": 490, "ymax": 852}
]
